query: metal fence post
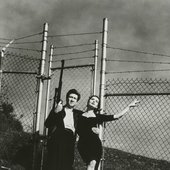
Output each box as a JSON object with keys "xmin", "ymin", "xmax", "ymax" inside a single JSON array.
[
  {"xmin": 35, "ymin": 22, "xmax": 48, "ymax": 133},
  {"xmin": 99, "ymin": 18, "xmax": 108, "ymax": 170},
  {"xmin": 44, "ymin": 44, "xmax": 53, "ymax": 135},
  {"xmin": 39, "ymin": 45, "xmax": 53, "ymax": 170},
  {"xmin": 32, "ymin": 22, "xmax": 48, "ymax": 170},
  {"xmin": 0, "ymin": 50, "xmax": 3, "ymax": 112},
  {"xmin": 93, "ymin": 40, "xmax": 98, "ymax": 95}
]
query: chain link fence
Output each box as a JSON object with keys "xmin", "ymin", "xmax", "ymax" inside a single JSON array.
[
  {"xmin": 0, "ymin": 49, "xmax": 95, "ymax": 170},
  {"xmin": 102, "ymin": 78, "xmax": 170, "ymax": 169},
  {"xmin": 49, "ymin": 64, "xmax": 94, "ymax": 110},
  {"xmin": 2, "ymin": 52, "xmax": 40, "ymax": 132},
  {"xmin": 0, "ymin": 50, "xmax": 41, "ymax": 169}
]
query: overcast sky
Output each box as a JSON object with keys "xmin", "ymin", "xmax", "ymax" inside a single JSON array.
[
  {"xmin": 1, "ymin": 0, "xmax": 170, "ymax": 50},
  {"xmin": 1, "ymin": 0, "xmax": 170, "ymax": 80}
]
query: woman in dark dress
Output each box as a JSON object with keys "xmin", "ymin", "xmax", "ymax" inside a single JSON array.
[{"xmin": 77, "ymin": 95, "xmax": 139, "ymax": 170}]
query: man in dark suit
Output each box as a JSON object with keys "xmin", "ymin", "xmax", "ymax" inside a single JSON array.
[{"xmin": 44, "ymin": 89, "xmax": 83, "ymax": 170}]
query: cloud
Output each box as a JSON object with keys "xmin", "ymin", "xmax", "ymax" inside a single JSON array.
[
  {"xmin": 1, "ymin": 0, "xmax": 170, "ymax": 51},
  {"xmin": 1, "ymin": 0, "xmax": 170, "ymax": 77}
]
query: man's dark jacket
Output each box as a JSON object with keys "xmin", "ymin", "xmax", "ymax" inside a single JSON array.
[
  {"xmin": 44, "ymin": 107, "xmax": 83, "ymax": 170},
  {"xmin": 45, "ymin": 107, "xmax": 83, "ymax": 138}
]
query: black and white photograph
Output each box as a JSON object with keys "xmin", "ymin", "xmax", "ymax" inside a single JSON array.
[{"xmin": 0, "ymin": 0, "xmax": 170, "ymax": 170}]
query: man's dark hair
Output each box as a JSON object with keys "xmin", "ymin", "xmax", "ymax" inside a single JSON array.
[{"xmin": 66, "ymin": 89, "xmax": 81, "ymax": 101}]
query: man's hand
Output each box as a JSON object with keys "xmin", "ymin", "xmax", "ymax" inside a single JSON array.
[{"xmin": 54, "ymin": 100, "xmax": 63, "ymax": 113}]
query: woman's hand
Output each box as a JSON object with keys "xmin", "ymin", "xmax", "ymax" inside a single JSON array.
[
  {"xmin": 129, "ymin": 99, "xmax": 140, "ymax": 108},
  {"xmin": 92, "ymin": 127, "xmax": 100, "ymax": 134},
  {"xmin": 113, "ymin": 99, "xmax": 140, "ymax": 119}
]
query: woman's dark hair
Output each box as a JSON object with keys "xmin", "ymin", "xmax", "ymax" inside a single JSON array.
[
  {"xmin": 87, "ymin": 95, "xmax": 100, "ymax": 111},
  {"xmin": 66, "ymin": 89, "xmax": 81, "ymax": 101}
]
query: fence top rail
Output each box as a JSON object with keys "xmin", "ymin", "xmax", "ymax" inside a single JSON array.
[
  {"xmin": 51, "ymin": 64, "xmax": 94, "ymax": 70},
  {"xmin": 3, "ymin": 70, "xmax": 38, "ymax": 75}
]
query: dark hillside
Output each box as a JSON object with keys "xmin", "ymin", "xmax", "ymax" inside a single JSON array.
[{"xmin": 74, "ymin": 147, "xmax": 170, "ymax": 170}]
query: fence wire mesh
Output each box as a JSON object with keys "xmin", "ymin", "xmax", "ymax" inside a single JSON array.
[
  {"xmin": 2, "ymin": 52, "xmax": 40, "ymax": 132},
  {"xmin": 102, "ymin": 78, "xmax": 170, "ymax": 169},
  {"xmin": 0, "ymin": 51, "xmax": 40, "ymax": 168},
  {"xmin": 49, "ymin": 64, "xmax": 94, "ymax": 111}
]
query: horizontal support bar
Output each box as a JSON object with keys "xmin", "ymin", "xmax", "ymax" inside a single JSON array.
[
  {"xmin": 105, "ymin": 93, "xmax": 170, "ymax": 97},
  {"xmin": 3, "ymin": 70, "xmax": 37, "ymax": 75},
  {"xmin": 51, "ymin": 64, "xmax": 94, "ymax": 70}
]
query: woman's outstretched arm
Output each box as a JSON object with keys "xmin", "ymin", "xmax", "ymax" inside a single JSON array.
[
  {"xmin": 89, "ymin": 99, "xmax": 140, "ymax": 124},
  {"xmin": 113, "ymin": 99, "xmax": 140, "ymax": 119}
]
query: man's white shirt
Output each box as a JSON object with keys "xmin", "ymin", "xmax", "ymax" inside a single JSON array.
[{"xmin": 64, "ymin": 107, "xmax": 75, "ymax": 133}]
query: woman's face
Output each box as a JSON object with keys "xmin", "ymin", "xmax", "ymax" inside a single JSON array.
[{"xmin": 88, "ymin": 96, "xmax": 99, "ymax": 109}]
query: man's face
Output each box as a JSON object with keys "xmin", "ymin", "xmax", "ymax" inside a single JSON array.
[{"xmin": 67, "ymin": 93, "xmax": 78, "ymax": 108}]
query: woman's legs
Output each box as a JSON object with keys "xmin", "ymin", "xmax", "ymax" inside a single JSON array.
[{"xmin": 87, "ymin": 160, "xmax": 96, "ymax": 170}]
